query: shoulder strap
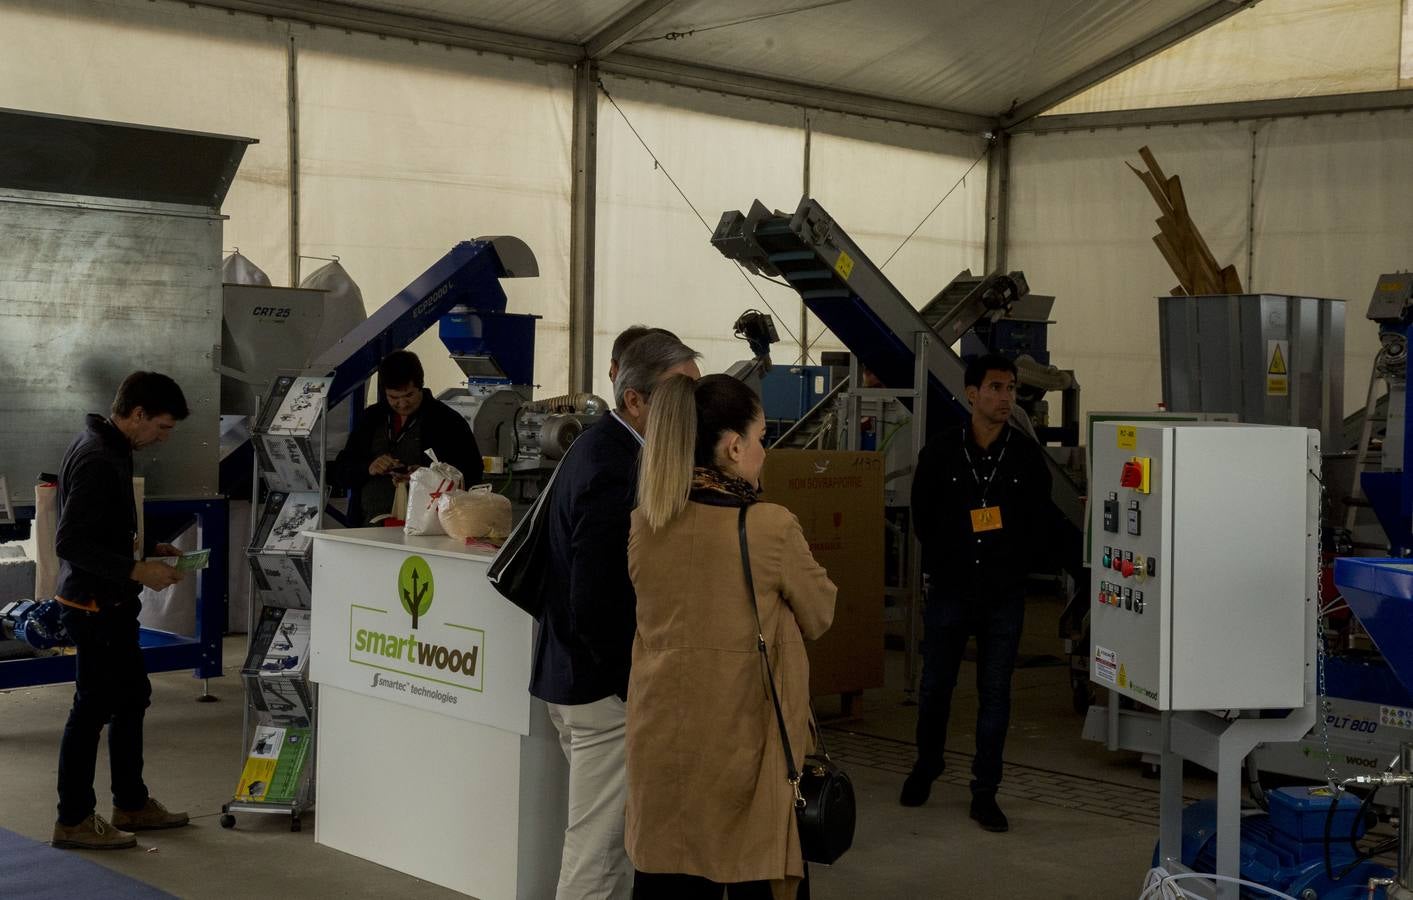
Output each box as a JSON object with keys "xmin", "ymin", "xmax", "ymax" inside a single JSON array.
[{"xmin": 739, "ymin": 504, "xmax": 805, "ymax": 809}]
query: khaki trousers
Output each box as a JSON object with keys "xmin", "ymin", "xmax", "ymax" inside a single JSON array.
[{"xmin": 547, "ymin": 695, "xmax": 632, "ymax": 900}]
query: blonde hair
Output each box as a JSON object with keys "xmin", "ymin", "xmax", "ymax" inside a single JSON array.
[{"xmin": 637, "ymin": 374, "xmax": 698, "ymax": 531}]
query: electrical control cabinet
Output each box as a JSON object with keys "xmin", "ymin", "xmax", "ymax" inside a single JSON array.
[{"xmin": 1090, "ymin": 423, "xmax": 1316, "ymax": 710}]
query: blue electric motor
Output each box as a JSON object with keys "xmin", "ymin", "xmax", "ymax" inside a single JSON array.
[
  {"xmin": 1163, "ymin": 786, "xmax": 1394, "ymax": 898},
  {"xmin": 0, "ymin": 599, "xmax": 71, "ymax": 650}
]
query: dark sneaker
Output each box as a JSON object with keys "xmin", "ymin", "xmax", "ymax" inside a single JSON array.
[
  {"xmin": 970, "ymin": 793, "xmax": 1009, "ymax": 832},
  {"xmin": 899, "ymin": 767, "xmax": 937, "ymax": 807},
  {"xmin": 112, "ymin": 798, "xmax": 189, "ymax": 831},
  {"xmin": 52, "ymin": 814, "xmax": 136, "ymax": 850}
]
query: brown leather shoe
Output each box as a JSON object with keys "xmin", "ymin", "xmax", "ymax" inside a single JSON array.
[
  {"xmin": 112, "ymin": 798, "xmax": 189, "ymax": 831},
  {"xmin": 52, "ymin": 814, "xmax": 137, "ymax": 850}
]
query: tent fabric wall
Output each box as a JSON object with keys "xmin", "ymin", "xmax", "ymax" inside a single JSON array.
[
  {"xmin": 1008, "ymin": 124, "xmax": 1255, "ymax": 422},
  {"xmin": 1253, "ymin": 112, "xmax": 1413, "ymax": 396},
  {"xmin": 297, "ymin": 31, "xmax": 574, "ymax": 397},
  {"xmin": 593, "ymin": 76, "xmax": 807, "ymax": 399},
  {"xmin": 806, "ymin": 113, "xmax": 989, "ymax": 359},
  {"xmin": 0, "ymin": 0, "xmax": 292, "ymax": 283},
  {"xmin": 591, "ymin": 81, "xmax": 989, "ymax": 398},
  {"xmin": 1009, "ymin": 111, "xmax": 1404, "ymax": 425},
  {"xmin": 1050, "ymin": 0, "xmax": 1401, "ymax": 116}
]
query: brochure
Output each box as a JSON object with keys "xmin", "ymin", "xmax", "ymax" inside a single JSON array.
[
  {"xmin": 266, "ymin": 376, "xmax": 331, "ymax": 436},
  {"xmin": 250, "ymin": 491, "xmax": 321, "ymax": 555},
  {"xmin": 233, "ymin": 725, "xmax": 312, "ymax": 805},
  {"xmin": 258, "ymin": 608, "xmax": 311, "ymax": 677}
]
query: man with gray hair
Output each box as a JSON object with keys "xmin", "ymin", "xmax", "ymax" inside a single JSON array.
[{"xmin": 531, "ymin": 330, "xmax": 700, "ymax": 900}]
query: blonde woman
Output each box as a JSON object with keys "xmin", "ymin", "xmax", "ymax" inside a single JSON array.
[{"xmin": 626, "ymin": 374, "xmax": 837, "ymax": 900}]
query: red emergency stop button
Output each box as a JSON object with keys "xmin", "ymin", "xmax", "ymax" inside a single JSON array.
[{"xmin": 1120, "ymin": 559, "xmax": 1135, "ymax": 578}]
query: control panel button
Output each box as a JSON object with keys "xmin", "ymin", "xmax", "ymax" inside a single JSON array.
[{"xmin": 1103, "ymin": 493, "xmax": 1120, "ymax": 533}]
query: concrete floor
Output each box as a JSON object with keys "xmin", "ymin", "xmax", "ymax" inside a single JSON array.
[{"xmin": 0, "ymin": 596, "xmax": 1211, "ymax": 899}]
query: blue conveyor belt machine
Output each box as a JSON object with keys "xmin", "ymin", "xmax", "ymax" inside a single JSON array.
[
  {"xmin": 309, "ymin": 235, "xmax": 540, "ymax": 409},
  {"xmin": 1335, "ymin": 558, "xmax": 1413, "ymax": 711},
  {"xmin": 711, "ymin": 197, "xmax": 1086, "ymax": 573}
]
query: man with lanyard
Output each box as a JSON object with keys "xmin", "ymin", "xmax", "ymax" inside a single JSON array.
[
  {"xmin": 531, "ymin": 331, "xmax": 699, "ymax": 900},
  {"xmin": 333, "ymin": 350, "xmax": 483, "ymax": 524},
  {"xmin": 900, "ymin": 353, "xmax": 1052, "ymax": 832},
  {"xmin": 51, "ymin": 372, "xmax": 192, "ymax": 850}
]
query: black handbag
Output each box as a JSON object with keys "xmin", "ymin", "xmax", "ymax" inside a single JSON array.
[
  {"xmin": 737, "ymin": 504, "xmax": 856, "ymax": 866},
  {"xmin": 486, "ymin": 446, "xmax": 572, "ymax": 617}
]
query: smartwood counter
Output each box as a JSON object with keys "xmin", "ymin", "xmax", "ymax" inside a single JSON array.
[{"xmin": 306, "ymin": 528, "xmax": 567, "ymax": 899}]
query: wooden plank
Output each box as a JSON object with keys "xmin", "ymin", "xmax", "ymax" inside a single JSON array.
[
  {"xmin": 1220, "ymin": 264, "xmax": 1244, "ymax": 293},
  {"xmin": 1155, "ymin": 215, "xmax": 1185, "ymax": 253},
  {"xmin": 1138, "ymin": 146, "xmax": 1169, "ymax": 189},
  {"xmin": 1165, "ymin": 175, "xmax": 1223, "ymax": 282},
  {"xmin": 1153, "ymin": 234, "xmax": 1192, "ymax": 293},
  {"xmin": 1127, "ymin": 162, "xmax": 1175, "ymax": 218}
]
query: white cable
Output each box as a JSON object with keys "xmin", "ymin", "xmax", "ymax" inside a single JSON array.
[{"xmin": 1147, "ymin": 871, "xmax": 1300, "ymax": 899}]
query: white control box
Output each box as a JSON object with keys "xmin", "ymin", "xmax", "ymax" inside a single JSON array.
[{"xmin": 1089, "ymin": 423, "xmax": 1316, "ymax": 711}]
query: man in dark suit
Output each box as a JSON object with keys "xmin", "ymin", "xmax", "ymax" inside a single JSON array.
[{"xmin": 530, "ymin": 330, "xmax": 700, "ymax": 900}]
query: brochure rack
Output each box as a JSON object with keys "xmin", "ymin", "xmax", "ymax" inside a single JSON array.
[{"xmin": 220, "ymin": 372, "xmax": 329, "ymax": 832}]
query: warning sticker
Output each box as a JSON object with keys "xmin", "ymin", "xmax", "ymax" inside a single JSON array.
[
  {"xmin": 1266, "ymin": 339, "xmax": 1289, "ymax": 397},
  {"xmin": 1380, "ymin": 705, "xmax": 1413, "ymax": 729},
  {"xmin": 1117, "ymin": 663, "xmax": 1128, "ymax": 689},
  {"xmin": 1094, "ymin": 646, "xmax": 1117, "ymax": 686},
  {"xmin": 1117, "ymin": 426, "xmax": 1137, "ymax": 450},
  {"xmin": 834, "ymin": 251, "xmax": 855, "ymax": 281}
]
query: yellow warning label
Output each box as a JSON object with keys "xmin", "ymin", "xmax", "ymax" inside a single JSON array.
[
  {"xmin": 1117, "ymin": 426, "xmax": 1137, "ymax": 450},
  {"xmin": 834, "ymin": 251, "xmax": 855, "ymax": 281},
  {"xmin": 1117, "ymin": 663, "xmax": 1127, "ymax": 688},
  {"xmin": 1267, "ymin": 340, "xmax": 1289, "ymax": 397},
  {"xmin": 1268, "ymin": 344, "xmax": 1287, "ymax": 375}
]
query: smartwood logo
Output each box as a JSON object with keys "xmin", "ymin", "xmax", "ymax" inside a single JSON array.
[{"xmin": 346, "ymin": 556, "xmax": 485, "ymax": 696}]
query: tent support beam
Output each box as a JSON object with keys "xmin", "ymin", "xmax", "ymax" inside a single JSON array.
[
  {"xmin": 601, "ymin": 54, "xmax": 993, "ymax": 133},
  {"xmin": 585, "ymin": 0, "xmax": 681, "ymax": 59},
  {"xmin": 983, "ymin": 132, "xmax": 1009, "ymax": 275},
  {"xmin": 569, "ymin": 61, "xmax": 600, "ymax": 395},
  {"xmin": 190, "ymin": 1, "xmax": 993, "ymax": 133},
  {"xmin": 1008, "ymin": 88, "xmax": 1413, "ymax": 134},
  {"xmin": 1001, "ymin": 0, "xmax": 1259, "ymax": 128}
]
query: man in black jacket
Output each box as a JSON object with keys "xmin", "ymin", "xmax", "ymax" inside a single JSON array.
[
  {"xmin": 52, "ymin": 372, "xmax": 193, "ymax": 850},
  {"xmin": 531, "ymin": 330, "xmax": 700, "ymax": 900},
  {"xmin": 899, "ymin": 353, "xmax": 1052, "ymax": 833},
  {"xmin": 332, "ymin": 350, "xmax": 483, "ymax": 524}
]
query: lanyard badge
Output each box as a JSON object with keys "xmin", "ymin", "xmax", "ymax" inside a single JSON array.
[{"xmin": 963, "ymin": 427, "xmax": 1009, "ymax": 533}]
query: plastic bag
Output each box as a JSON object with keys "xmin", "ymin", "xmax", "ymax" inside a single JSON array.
[
  {"xmin": 437, "ymin": 485, "xmax": 512, "ymax": 544},
  {"xmin": 404, "ymin": 451, "xmax": 463, "ymax": 536}
]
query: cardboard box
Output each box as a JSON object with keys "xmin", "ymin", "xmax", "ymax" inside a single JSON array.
[{"xmin": 762, "ymin": 450, "xmax": 884, "ymax": 698}]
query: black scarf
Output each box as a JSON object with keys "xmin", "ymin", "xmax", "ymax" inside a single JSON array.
[{"xmin": 688, "ymin": 466, "xmax": 759, "ymax": 508}]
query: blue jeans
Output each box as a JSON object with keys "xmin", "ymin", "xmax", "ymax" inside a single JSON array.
[
  {"xmin": 56, "ymin": 604, "xmax": 151, "ymax": 826},
  {"xmin": 913, "ymin": 590, "xmax": 1024, "ymax": 795}
]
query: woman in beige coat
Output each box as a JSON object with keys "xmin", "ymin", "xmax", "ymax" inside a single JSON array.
[{"xmin": 626, "ymin": 373, "xmax": 837, "ymax": 900}]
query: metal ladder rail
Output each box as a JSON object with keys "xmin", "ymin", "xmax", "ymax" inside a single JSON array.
[{"xmin": 1345, "ymin": 358, "xmax": 1391, "ymax": 531}]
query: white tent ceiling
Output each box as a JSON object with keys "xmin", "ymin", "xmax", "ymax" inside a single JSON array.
[{"xmin": 212, "ymin": 0, "xmax": 1252, "ymax": 127}]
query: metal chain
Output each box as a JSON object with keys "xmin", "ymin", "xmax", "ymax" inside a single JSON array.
[{"xmin": 1312, "ymin": 470, "xmax": 1341, "ymax": 790}]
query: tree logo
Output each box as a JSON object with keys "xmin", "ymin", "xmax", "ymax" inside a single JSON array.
[{"xmin": 398, "ymin": 556, "xmax": 434, "ymax": 629}]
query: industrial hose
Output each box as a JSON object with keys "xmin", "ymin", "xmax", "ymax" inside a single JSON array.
[
  {"xmin": 1014, "ymin": 355, "xmax": 1074, "ymax": 393},
  {"xmin": 521, "ymin": 392, "xmax": 608, "ymax": 415}
]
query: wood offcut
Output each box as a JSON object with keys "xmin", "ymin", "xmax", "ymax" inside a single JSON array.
[{"xmin": 1128, "ymin": 146, "xmax": 1243, "ymax": 296}]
